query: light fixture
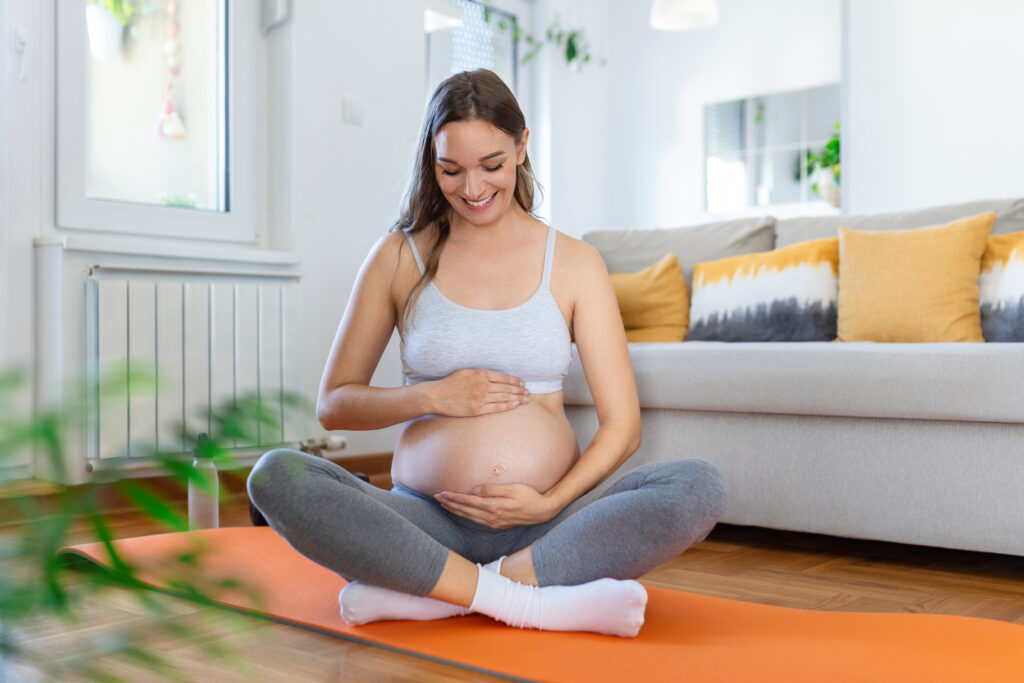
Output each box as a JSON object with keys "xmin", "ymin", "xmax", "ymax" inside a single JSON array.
[
  {"xmin": 650, "ymin": 0, "xmax": 719, "ymax": 31},
  {"xmin": 425, "ymin": 0, "xmax": 463, "ymax": 33}
]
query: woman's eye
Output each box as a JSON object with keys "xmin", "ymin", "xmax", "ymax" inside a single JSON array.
[
  {"xmin": 440, "ymin": 168, "xmax": 460, "ymax": 176},
  {"xmin": 484, "ymin": 164, "xmax": 504, "ymax": 172}
]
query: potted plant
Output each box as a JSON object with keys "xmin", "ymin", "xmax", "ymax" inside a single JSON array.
[
  {"xmin": 806, "ymin": 121, "xmax": 841, "ymax": 208},
  {"xmin": 85, "ymin": 0, "xmax": 137, "ymax": 62}
]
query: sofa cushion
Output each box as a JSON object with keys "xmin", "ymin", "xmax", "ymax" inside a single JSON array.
[
  {"xmin": 609, "ymin": 253, "xmax": 689, "ymax": 342},
  {"xmin": 583, "ymin": 216, "xmax": 775, "ymax": 291},
  {"xmin": 980, "ymin": 231, "xmax": 1024, "ymax": 342},
  {"xmin": 837, "ymin": 213, "xmax": 994, "ymax": 342},
  {"xmin": 563, "ymin": 341, "xmax": 1024, "ymax": 423},
  {"xmin": 774, "ymin": 197, "xmax": 1024, "ymax": 248},
  {"xmin": 688, "ymin": 238, "xmax": 838, "ymax": 342}
]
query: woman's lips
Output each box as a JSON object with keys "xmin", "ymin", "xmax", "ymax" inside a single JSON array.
[{"xmin": 462, "ymin": 191, "xmax": 498, "ymax": 212}]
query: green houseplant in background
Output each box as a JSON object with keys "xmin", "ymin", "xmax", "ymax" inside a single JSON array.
[
  {"xmin": 806, "ymin": 121, "xmax": 841, "ymax": 208},
  {"xmin": 89, "ymin": 0, "xmax": 139, "ymax": 25},
  {"xmin": 85, "ymin": 0, "xmax": 140, "ymax": 61},
  {"xmin": 484, "ymin": 9, "xmax": 604, "ymax": 71},
  {"xmin": 0, "ymin": 365, "xmax": 308, "ymax": 680}
]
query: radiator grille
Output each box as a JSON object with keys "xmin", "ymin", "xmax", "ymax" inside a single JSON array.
[{"xmin": 83, "ymin": 265, "xmax": 302, "ymax": 462}]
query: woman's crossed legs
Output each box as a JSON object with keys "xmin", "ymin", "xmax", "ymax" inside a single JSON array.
[{"xmin": 247, "ymin": 449, "xmax": 727, "ymax": 637}]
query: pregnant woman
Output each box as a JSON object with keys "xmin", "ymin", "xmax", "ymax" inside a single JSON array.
[{"xmin": 248, "ymin": 69, "xmax": 728, "ymax": 637}]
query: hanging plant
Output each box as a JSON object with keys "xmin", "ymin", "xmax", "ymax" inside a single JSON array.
[
  {"xmin": 85, "ymin": 0, "xmax": 139, "ymax": 62},
  {"xmin": 89, "ymin": 0, "xmax": 139, "ymax": 25},
  {"xmin": 484, "ymin": 9, "xmax": 605, "ymax": 71}
]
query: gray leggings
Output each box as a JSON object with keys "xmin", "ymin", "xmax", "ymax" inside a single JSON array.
[{"xmin": 247, "ymin": 449, "xmax": 728, "ymax": 596}]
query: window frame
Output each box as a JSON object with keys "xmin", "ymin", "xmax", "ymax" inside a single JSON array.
[{"xmin": 55, "ymin": 0, "xmax": 258, "ymax": 243}]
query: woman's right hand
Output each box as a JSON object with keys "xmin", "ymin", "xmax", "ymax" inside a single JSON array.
[{"xmin": 425, "ymin": 369, "xmax": 531, "ymax": 417}]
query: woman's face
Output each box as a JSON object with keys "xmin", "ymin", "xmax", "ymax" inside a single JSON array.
[{"xmin": 433, "ymin": 118, "xmax": 528, "ymax": 227}]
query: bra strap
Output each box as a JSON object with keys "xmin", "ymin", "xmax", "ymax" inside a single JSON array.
[
  {"xmin": 541, "ymin": 226, "xmax": 556, "ymax": 288},
  {"xmin": 403, "ymin": 229, "xmax": 426, "ymax": 275}
]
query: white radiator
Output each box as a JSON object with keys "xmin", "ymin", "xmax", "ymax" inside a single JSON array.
[{"xmin": 34, "ymin": 240, "xmax": 304, "ymax": 483}]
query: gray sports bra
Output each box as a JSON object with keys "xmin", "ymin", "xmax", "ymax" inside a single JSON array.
[{"xmin": 400, "ymin": 226, "xmax": 571, "ymax": 395}]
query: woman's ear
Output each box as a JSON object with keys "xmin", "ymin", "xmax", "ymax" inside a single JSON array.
[{"xmin": 517, "ymin": 128, "xmax": 530, "ymax": 165}]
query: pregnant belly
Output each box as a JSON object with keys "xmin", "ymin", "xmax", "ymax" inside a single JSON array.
[{"xmin": 391, "ymin": 395, "xmax": 580, "ymax": 497}]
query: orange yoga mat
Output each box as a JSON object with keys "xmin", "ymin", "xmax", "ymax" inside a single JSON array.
[{"xmin": 59, "ymin": 527, "xmax": 1024, "ymax": 682}]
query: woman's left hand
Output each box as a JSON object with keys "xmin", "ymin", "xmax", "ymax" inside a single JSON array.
[{"xmin": 434, "ymin": 483, "xmax": 559, "ymax": 529}]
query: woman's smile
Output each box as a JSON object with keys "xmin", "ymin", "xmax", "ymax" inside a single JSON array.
[{"xmin": 463, "ymin": 191, "xmax": 499, "ymax": 211}]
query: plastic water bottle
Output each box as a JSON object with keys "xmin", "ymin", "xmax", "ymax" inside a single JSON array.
[{"xmin": 188, "ymin": 433, "xmax": 219, "ymax": 529}]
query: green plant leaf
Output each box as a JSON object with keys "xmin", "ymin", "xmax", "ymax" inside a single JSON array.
[
  {"xmin": 565, "ymin": 33, "xmax": 578, "ymax": 64},
  {"xmin": 118, "ymin": 481, "xmax": 189, "ymax": 532}
]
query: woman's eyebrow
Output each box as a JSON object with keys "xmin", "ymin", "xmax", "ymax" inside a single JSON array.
[{"xmin": 436, "ymin": 151, "xmax": 507, "ymax": 164}]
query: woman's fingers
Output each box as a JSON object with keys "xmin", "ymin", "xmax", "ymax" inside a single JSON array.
[
  {"xmin": 437, "ymin": 491, "xmax": 498, "ymax": 507},
  {"xmin": 483, "ymin": 391, "xmax": 530, "ymax": 405},
  {"xmin": 484, "ymin": 371, "xmax": 529, "ymax": 395},
  {"xmin": 482, "ymin": 372, "xmax": 530, "ymax": 408},
  {"xmin": 436, "ymin": 496, "xmax": 500, "ymax": 527}
]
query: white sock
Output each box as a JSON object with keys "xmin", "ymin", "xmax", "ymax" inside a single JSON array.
[
  {"xmin": 339, "ymin": 557, "xmax": 504, "ymax": 625},
  {"xmin": 469, "ymin": 568, "xmax": 648, "ymax": 638}
]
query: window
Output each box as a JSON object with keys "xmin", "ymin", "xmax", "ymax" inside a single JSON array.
[
  {"xmin": 56, "ymin": 0, "xmax": 259, "ymax": 242},
  {"xmin": 705, "ymin": 84, "xmax": 840, "ymax": 214},
  {"xmin": 426, "ymin": 0, "xmax": 519, "ymax": 96}
]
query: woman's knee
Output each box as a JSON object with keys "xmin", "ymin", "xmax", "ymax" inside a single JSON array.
[
  {"xmin": 247, "ymin": 448, "xmax": 312, "ymax": 511},
  {"xmin": 647, "ymin": 458, "xmax": 729, "ymax": 525},
  {"xmin": 681, "ymin": 458, "xmax": 728, "ymax": 518}
]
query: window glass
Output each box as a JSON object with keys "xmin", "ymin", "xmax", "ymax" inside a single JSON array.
[
  {"xmin": 84, "ymin": 0, "xmax": 227, "ymax": 211},
  {"xmin": 426, "ymin": 0, "xmax": 518, "ymax": 95}
]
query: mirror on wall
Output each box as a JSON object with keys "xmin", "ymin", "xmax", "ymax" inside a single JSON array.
[{"xmin": 705, "ymin": 84, "xmax": 840, "ymax": 214}]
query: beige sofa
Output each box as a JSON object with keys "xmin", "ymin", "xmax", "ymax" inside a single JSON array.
[{"xmin": 567, "ymin": 198, "xmax": 1024, "ymax": 557}]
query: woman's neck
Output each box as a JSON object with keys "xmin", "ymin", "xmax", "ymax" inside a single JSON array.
[{"xmin": 448, "ymin": 205, "xmax": 533, "ymax": 244}]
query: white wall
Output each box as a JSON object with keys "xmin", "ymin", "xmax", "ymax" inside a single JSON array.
[
  {"xmin": 281, "ymin": 2, "xmax": 426, "ymax": 455},
  {"xmin": 531, "ymin": 0, "xmax": 615, "ymax": 235},
  {"xmin": 612, "ymin": 0, "xmax": 841, "ymax": 230},
  {"xmin": 534, "ymin": 0, "xmax": 841, "ymax": 235},
  {"xmin": 843, "ymin": 0, "xmax": 1024, "ymax": 213},
  {"xmin": 1, "ymin": 0, "xmax": 48, "ymax": 480}
]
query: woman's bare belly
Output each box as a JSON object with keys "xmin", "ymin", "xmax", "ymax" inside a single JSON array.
[{"xmin": 391, "ymin": 392, "xmax": 580, "ymax": 496}]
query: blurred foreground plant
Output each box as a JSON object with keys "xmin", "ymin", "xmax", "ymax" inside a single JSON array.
[{"xmin": 0, "ymin": 366, "xmax": 310, "ymax": 680}]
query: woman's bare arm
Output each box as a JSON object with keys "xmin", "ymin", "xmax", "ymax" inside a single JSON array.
[
  {"xmin": 316, "ymin": 232, "xmax": 428, "ymax": 431},
  {"xmin": 540, "ymin": 238, "xmax": 642, "ymax": 511}
]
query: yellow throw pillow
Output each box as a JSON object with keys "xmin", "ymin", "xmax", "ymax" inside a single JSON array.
[
  {"xmin": 610, "ymin": 253, "xmax": 689, "ymax": 342},
  {"xmin": 837, "ymin": 212, "xmax": 996, "ymax": 342}
]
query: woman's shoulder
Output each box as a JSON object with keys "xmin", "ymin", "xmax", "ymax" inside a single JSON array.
[
  {"xmin": 544, "ymin": 225, "xmax": 610, "ymax": 308},
  {"xmin": 548, "ymin": 226, "xmax": 607, "ymax": 276},
  {"xmin": 367, "ymin": 230, "xmax": 406, "ymax": 266},
  {"xmin": 357, "ymin": 229, "xmax": 425, "ymax": 284}
]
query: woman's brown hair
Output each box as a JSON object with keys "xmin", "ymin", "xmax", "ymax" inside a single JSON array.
[{"xmin": 391, "ymin": 69, "xmax": 541, "ymax": 333}]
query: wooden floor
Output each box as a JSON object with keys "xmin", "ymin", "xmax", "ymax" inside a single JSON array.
[{"xmin": 4, "ymin": 492, "xmax": 1024, "ymax": 681}]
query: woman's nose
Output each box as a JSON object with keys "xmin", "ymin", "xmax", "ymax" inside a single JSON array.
[{"xmin": 464, "ymin": 171, "xmax": 485, "ymax": 198}]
